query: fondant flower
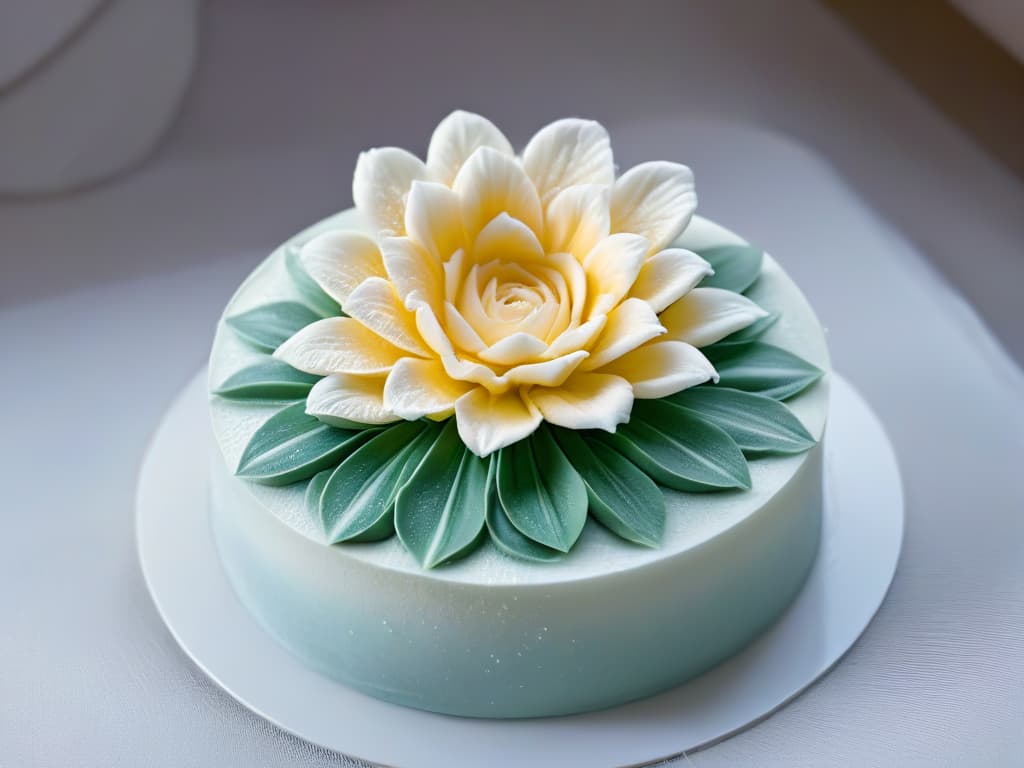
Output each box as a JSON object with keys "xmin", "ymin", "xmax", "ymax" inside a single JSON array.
[{"xmin": 274, "ymin": 111, "xmax": 768, "ymax": 456}]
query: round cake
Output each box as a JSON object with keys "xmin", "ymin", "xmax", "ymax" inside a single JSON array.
[{"xmin": 207, "ymin": 112, "xmax": 830, "ymax": 718}]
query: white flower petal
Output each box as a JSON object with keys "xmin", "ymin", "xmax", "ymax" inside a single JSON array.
[
  {"xmin": 414, "ymin": 304, "xmax": 456, "ymax": 357},
  {"xmin": 581, "ymin": 298, "xmax": 665, "ymax": 371},
  {"xmin": 273, "ymin": 317, "xmax": 405, "ymax": 375},
  {"xmin": 548, "ymin": 250, "xmax": 588, "ymax": 326},
  {"xmin": 443, "ymin": 248, "xmax": 466, "ymax": 304},
  {"xmin": 582, "ymin": 233, "xmax": 649, "ymax": 312},
  {"xmin": 300, "ymin": 231, "xmax": 386, "ymax": 306},
  {"xmin": 404, "ymin": 180, "xmax": 466, "ymax": 263},
  {"xmin": 307, "ymin": 373, "xmax": 399, "ymax": 426},
  {"xmin": 443, "ymin": 302, "xmax": 486, "ymax": 354},
  {"xmin": 352, "ymin": 147, "xmax": 429, "ymax": 236},
  {"xmin": 344, "ymin": 277, "xmax": 430, "ymax": 356},
  {"xmin": 598, "ymin": 340, "xmax": 717, "ymax": 399},
  {"xmin": 455, "ymin": 387, "xmax": 542, "ymax": 457},
  {"xmin": 544, "ymin": 183, "xmax": 611, "ymax": 258},
  {"xmin": 522, "ymin": 118, "xmax": 614, "ymax": 204},
  {"xmin": 544, "ymin": 314, "xmax": 607, "ymax": 358},
  {"xmin": 383, "ymin": 357, "xmax": 474, "ymax": 420},
  {"xmin": 478, "ymin": 332, "xmax": 549, "ymax": 366},
  {"xmin": 453, "ymin": 146, "xmax": 543, "ymax": 240},
  {"xmin": 629, "ymin": 248, "xmax": 713, "ymax": 313},
  {"xmin": 531, "ymin": 372, "xmax": 634, "ymax": 432},
  {"xmin": 506, "ymin": 350, "xmax": 588, "ymax": 388},
  {"xmin": 660, "ymin": 287, "xmax": 770, "ymax": 348},
  {"xmin": 441, "ymin": 354, "xmax": 506, "ymax": 393},
  {"xmin": 611, "ymin": 161, "xmax": 696, "ymax": 252},
  {"xmin": 472, "ymin": 212, "xmax": 545, "ymax": 262},
  {"xmin": 380, "ymin": 235, "xmax": 444, "ymax": 311},
  {"xmin": 426, "ymin": 110, "xmax": 515, "ymax": 186}
]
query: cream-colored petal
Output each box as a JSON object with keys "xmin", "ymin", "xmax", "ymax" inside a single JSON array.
[
  {"xmin": 306, "ymin": 373, "xmax": 399, "ymax": 426},
  {"xmin": 522, "ymin": 118, "xmax": 614, "ymax": 204},
  {"xmin": 443, "ymin": 248, "xmax": 467, "ymax": 305},
  {"xmin": 599, "ymin": 340, "xmax": 717, "ymax": 399},
  {"xmin": 380, "ymin": 235, "xmax": 444, "ymax": 311},
  {"xmin": 414, "ymin": 304, "xmax": 456, "ymax": 357},
  {"xmin": 352, "ymin": 147, "xmax": 429, "ymax": 236},
  {"xmin": 544, "ymin": 314, "xmax": 607, "ymax": 358},
  {"xmin": 426, "ymin": 110, "xmax": 515, "ymax": 186},
  {"xmin": 531, "ymin": 372, "xmax": 633, "ymax": 432},
  {"xmin": 630, "ymin": 248, "xmax": 713, "ymax": 313},
  {"xmin": 404, "ymin": 180, "xmax": 465, "ymax": 263},
  {"xmin": 478, "ymin": 332, "xmax": 548, "ymax": 366},
  {"xmin": 453, "ymin": 146, "xmax": 543, "ymax": 239},
  {"xmin": 454, "ymin": 387, "xmax": 542, "ymax": 457},
  {"xmin": 441, "ymin": 354, "xmax": 506, "ymax": 393},
  {"xmin": 300, "ymin": 231, "xmax": 386, "ymax": 306},
  {"xmin": 611, "ymin": 161, "xmax": 696, "ymax": 252},
  {"xmin": 383, "ymin": 357, "xmax": 474, "ymax": 420},
  {"xmin": 273, "ymin": 317, "xmax": 405, "ymax": 375},
  {"xmin": 506, "ymin": 350, "xmax": 588, "ymax": 388},
  {"xmin": 581, "ymin": 298, "xmax": 665, "ymax": 370},
  {"xmin": 549, "ymin": 250, "xmax": 588, "ymax": 326},
  {"xmin": 582, "ymin": 233, "xmax": 649, "ymax": 312},
  {"xmin": 472, "ymin": 212, "xmax": 545, "ymax": 262},
  {"xmin": 544, "ymin": 183, "xmax": 611, "ymax": 258},
  {"xmin": 443, "ymin": 302, "xmax": 486, "ymax": 355},
  {"xmin": 660, "ymin": 287, "xmax": 770, "ymax": 348},
  {"xmin": 343, "ymin": 277, "xmax": 430, "ymax": 356}
]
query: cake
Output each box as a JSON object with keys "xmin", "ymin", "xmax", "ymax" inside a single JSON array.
[{"xmin": 208, "ymin": 111, "xmax": 830, "ymax": 718}]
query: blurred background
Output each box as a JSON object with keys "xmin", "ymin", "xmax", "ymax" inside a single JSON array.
[{"xmin": 3, "ymin": 2, "xmax": 1023, "ymax": 767}]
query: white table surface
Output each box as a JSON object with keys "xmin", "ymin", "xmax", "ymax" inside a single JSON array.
[{"xmin": 2, "ymin": 2, "xmax": 1023, "ymax": 766}]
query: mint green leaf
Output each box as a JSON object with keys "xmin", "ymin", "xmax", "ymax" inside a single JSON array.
[
  {"xmin": 321, "ymin": 420, "xmax": 439, "ymax": 543},
  {"xmin": 599, "ymin": 400, "xmax": 750, "ymax": 491},
  {"xmin": 667, "ymin": 386, "xmax": 815, "ymax": 454},
  {"xmin": 496, "ymin": 427, "xmax": 588, "ymax": 552},
  {"xmin": 704, "ymin": 342, "xmax": 823, "ymax": 400},
  {"xmin": 484, "ymin": 458, "xmax": 563, "ymax": 563},
  {"xmin": 552, "ymin": 429, "xmax": 664, "ymax": 547},
  {"xmin": 236, "ymin": 402, "xmax": 376, "ymax": 485},
  {"xmin": 213, "ymin": 358, "xmax": 319, "ymax": 400},
  {"xmin": 304, "ymin": 469, "xmax": 332, "ymax": 521},
  {"xmin": 697, "ymin": 244, "xmax": 763, "ymax": 294},
  {"xmin": 394, "ymin": 420, "xmax": 488, "ymax": 568},
  {"xmin": 226, "ymin": 301, "xmax": 322, "ymax": 352},
  {"xmin": 713, "ymin": 312, "xmax": 779, "ymax": 347},
  {"xmin": 285, "ymin": 244, "xmax": 343, "ymax": 318}
]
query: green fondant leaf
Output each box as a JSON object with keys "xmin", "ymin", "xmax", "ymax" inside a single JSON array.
[
  {"xmin": 226, "ymin": 301, "xmax": 322, "ymax": 352},
  {"xmin": 496, "ymin": 427, "xmax": 588, "ymax": 553},
  {"xmin": 552, "ymin": 429, "xmax": 664, "ymax": 547},
  {"xmin": 713, "ymin": 312, "xmax": 779, "ymax": 347},
  {"xmin": 483, "ymin": 458, "xmax": 563, "ymax": 563},
  {"xmin": 236, "ymin": 402, "xmax": 376, "ymax": 485},
  {"xmin": 213, "ymin": 358, "xmax": 319, "ymax": 400},
  {"xmin": 321, "ymin": 420, "xmax": 439, "ymax": 543},
  {"xmin": 667, "ymin": 386, "xmax": 816, "ymax": 455},
  {"xmin": 599, "ymin": 400, "xmax": 750, "ymax": 492},
  {"xmin": 304, "ymin": 469, "xmax": 332, "ymax": 521},
  {"xmin": 704, "ymin": 342, "xmax": 823, "ymax": 400},
  {"xmin": 697, "ymin": 244, "xmax": 763, "ymax": 294},
  {"xmin": 285, "ymin": 244, "xmax": 343, "ymax": 318},
  {"xmin": 394, "ymin": 420, "xmax": 488, "ymax": 568}
]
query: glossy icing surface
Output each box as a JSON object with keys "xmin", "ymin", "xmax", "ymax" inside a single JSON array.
[{"xmin": 207, "ymin": 211, "xmax": 830, "ymax": 716}]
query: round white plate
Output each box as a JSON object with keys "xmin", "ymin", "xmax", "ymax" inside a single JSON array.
[{"xmin": 137, "ymin": 371, "xmax": 903, "ymax": 768}]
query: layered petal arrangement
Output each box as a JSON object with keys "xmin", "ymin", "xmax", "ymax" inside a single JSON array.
[
  {"xmin": 274, "ymin": 111, "xmax": 768, "ymax": 456},
  {"xmin": 218, "ymin": 111, "xmax": 824, "ymax": 568}
]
